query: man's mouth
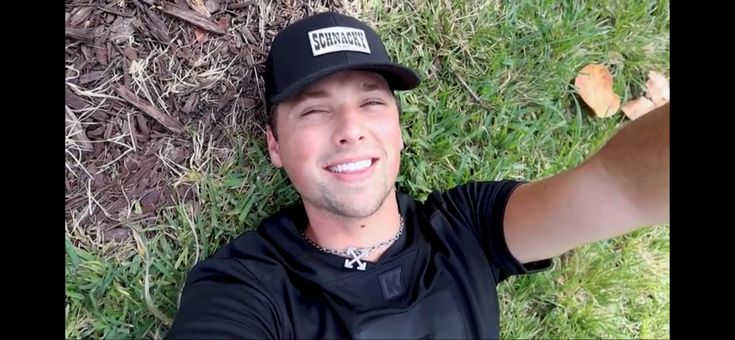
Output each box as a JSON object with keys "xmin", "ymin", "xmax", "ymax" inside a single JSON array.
[{"xmin": 325, "ymin": 158, "xmax": 377, "ymax": 173}]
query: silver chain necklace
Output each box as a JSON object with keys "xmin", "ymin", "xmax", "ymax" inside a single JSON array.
[{"xmin": 300, "ymin": 216, "xmax": 404, "ymax": 271}]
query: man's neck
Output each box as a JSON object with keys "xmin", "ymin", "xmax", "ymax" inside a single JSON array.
[{"xmin": 303, "ymin": 189, "xmax": 401, "ymax": 262}]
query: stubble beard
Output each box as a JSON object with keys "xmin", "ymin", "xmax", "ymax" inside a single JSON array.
[{"xmin": 304, "ymin": 171, "xmax": 394, "ymax": 219}]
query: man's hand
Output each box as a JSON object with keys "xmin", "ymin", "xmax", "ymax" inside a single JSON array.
[{"xmin": 503, "ymin": 103, "xmax": 669, "ymax": 264}]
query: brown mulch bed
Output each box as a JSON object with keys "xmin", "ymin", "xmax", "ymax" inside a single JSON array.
[{"xmin": 65, "ymin": 0, "xmax": 345, "ymax": 242}]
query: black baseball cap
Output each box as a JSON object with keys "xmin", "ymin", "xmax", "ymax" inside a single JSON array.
[{"xmin": 264, "ymin": 12, "xmax": 420, "ymax": 113}]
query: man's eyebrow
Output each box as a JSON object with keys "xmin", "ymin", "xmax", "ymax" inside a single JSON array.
[
  {"xmin": 361, "ymin": 82, "xmax": 388, "ymax": 92},
  {"xmin": 288, "ymin": 82, "xmax": 387, "ymax": 107},
  {"xmin": 300, "ymin": 89, "xmax": 330, "ymax": 99},
  {"xmin": 288, "ymin": 89, "xmax": 330, "ymax": 107}
]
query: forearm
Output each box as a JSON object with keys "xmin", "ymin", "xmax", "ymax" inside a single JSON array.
[
  {"xmin": 589, "ymin": 103, "xmax": 670, "ymax": 226},
  {"xmin": 504, "ymin": 104, "xmax": 669, "ymax": 263}
]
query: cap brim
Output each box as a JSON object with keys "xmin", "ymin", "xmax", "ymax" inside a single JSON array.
[{"xmin": 270, "ymin": 62, "xmax": 420, "ymax": 105}]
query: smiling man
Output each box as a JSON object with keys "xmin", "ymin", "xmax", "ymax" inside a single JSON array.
[
  {"xmin": 166, "ymin": 12, "xmax": 669, "ymax": 339},
  {"xmin": 267, "ymin": 70, "xmax": 407, "ymax": 265}
]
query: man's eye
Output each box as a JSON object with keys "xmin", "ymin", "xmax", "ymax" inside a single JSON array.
[
  {"xmin": 364, "ymin": 101, "xmax": 384, "ymax": 106},
  {"xmin": 301, "ymin": 109, "xmax": 325, "ymax": 117}
]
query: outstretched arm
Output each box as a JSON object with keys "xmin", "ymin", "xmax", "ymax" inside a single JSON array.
[{"xmin": 503, "ymin": 103, "xmax": 669, "ymax": 264}]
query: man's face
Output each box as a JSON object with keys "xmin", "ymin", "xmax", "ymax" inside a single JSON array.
[{"xmin": 266, "ymin": 70, "xmax": 403, "ymax": 218}]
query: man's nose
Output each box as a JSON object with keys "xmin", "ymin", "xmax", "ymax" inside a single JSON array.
[{"xmin": 332, "ymin": 108, "xmax": 366, "ymax": 146}]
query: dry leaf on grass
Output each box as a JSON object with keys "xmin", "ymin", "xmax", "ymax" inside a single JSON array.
[
  {"xmin": 646, "ymin": 71, "xmax": 670, "ymax": 107},
  {"xmin": 620, "ymin": 70, "xmax": 669, "ymax": 120},
  {"xmin": 574, "ymin": 64, "xmax": 621, "ymax": 118},
  {"xmin": 621, "ymin": 96, "xmax": 657, "ymax": 120}
]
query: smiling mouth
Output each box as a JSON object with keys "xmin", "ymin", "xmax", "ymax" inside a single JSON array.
[{"xmin": 325, "ymin": 158, "xmax": 377, "ymax": 173}]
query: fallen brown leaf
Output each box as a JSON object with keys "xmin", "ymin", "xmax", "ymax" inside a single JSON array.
[
  {"xmin": 646, "ymin": 71, "xmax": 669, "ymax": 107},
  {"xmin": 621, "ymin": 96, "xmax": 657, "ymax": 120},
  {"xmin": 574, "ymin": 64, "xmax": 621, "ymax": 118}
]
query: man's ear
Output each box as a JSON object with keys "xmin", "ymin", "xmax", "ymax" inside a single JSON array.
[{"xmin": 266, "ymin": 126, "xmax": 283, "ymax": 168}]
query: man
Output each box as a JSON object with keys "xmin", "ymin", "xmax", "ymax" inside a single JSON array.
[{"xmin": 166, "ymin": 12, "xmax": 669, "ymax": 339}]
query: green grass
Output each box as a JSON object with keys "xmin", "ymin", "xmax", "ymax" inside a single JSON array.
[{"xmin": 65, "ymin": 0, "xmax": 669, "ymax": 338}]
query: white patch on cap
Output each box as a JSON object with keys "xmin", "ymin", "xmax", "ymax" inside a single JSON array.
[{"xmin": 308, "ymin": 26, "xmax": 371, "ymax": 56}]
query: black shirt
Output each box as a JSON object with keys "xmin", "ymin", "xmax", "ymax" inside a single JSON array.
[{"xmin": 166, "ymin": 180, "xmax": 552, "ymax": 339}]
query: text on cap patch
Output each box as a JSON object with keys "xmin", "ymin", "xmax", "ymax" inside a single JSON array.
[{"xmin": 308, "ymin": 26, "xmax": 371, "ymax": 56}]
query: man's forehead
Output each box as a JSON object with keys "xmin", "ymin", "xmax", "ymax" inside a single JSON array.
[{"xmin": 301, "ymin": 70, "xmax": 390, "ymax": 94}]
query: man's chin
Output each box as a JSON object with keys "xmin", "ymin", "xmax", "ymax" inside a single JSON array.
[
  {"xmin": 328, "ymin": 197, "xmax": 384, "ymax": 218},
  {"xmin": 312, "ymin": 187, "xmax": 394, "ymax": 219}
]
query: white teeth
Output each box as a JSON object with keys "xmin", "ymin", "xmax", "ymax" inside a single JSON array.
[{"xmin": 329, "ymin": 159, "xmax": 372, "ymax": 173}]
